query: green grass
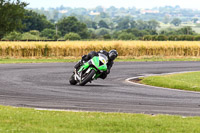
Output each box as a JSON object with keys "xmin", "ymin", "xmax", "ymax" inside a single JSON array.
[
  {"xmin": 1, "ymin": 57, "xmax": 200, "ymax": 64},
  {"xmin": 1, "ymin": 105, "xmax": 200, "ymax": 133},
  {"xmin": 141, "ymin": 71, "xmax": 200, "ymax": 92},
  {"xmin": 0, "ymin": 58, "xmax": 80, "ymax": 64}
]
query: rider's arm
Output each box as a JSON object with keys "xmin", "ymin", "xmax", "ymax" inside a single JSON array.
[
  {"xmin": 107, "ymin": 60, "xmax": 114, "ymax": 74},
  {"xmin": 82, "ymin": 51, "xmax": 98, "ymax": 61}
]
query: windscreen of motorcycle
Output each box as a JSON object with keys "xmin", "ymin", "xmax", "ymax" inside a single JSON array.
[{"xmin": 98, "ymin": 53, "xmax": 108, "ymax": 64}]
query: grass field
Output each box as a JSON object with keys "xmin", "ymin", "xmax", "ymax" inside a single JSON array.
[
  {"xmin": 1, "ymin": 105, "xmax": 200, "ymax": 133},
  {"xmin": 140, "ymin": 71, "xmax": 200, "ymax": 92}
]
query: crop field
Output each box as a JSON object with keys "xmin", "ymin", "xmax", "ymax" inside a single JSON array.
[{"xmin": 0, "ymin": 41, "xmax": 200, "ymax": 58}]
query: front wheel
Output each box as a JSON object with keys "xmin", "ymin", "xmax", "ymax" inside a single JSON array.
[
  {"xmin": 69, "ymin": 74, "xmax": 77, "ymax": 85},
  {"xmin": 79, "ymin": 69, "xmax": 96, "ymax": 86}
]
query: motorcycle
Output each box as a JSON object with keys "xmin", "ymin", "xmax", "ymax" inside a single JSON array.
[{"xmin": 69, "ymin": 53, "xmax": 108, "ymax": 86}]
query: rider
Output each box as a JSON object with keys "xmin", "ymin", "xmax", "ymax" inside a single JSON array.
[{"xmin": 74, "ymin": 49, "xmax": 118, "ymax": 79}]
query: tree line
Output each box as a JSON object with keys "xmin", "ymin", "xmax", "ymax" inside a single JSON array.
[
  {"xmin": 33, "ymin": 5, "xmax": 200, "ymax": 23},
  {"xmin": 1, "ymin": 0, "xmax": 199, "ymax": 41}
]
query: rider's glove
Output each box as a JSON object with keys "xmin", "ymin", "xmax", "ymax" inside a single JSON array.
[{"xmin": 81, "ymin": 55, "xmax": 87, "ymax": 62}]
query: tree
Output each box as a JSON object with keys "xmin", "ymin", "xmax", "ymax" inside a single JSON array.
[
  {"xmin": 171, "ymin": 18, "xmax": 182, "ymax": 26},
  {"xmin": 99, "ymin": 12, "xmax": 109, "ymax": 18},
  {"xmin": 0, "ymin": 0, "xmax": 28, "ymax": 38},
  {"xmin": 116, "ymin": 17, "xmax": 133, "ymax": 30},
  {"xmin": 81, "ymin": 19, "xmax": 97, "ymax": 29},
  {"xmin": 22, "ymin": 10, "xmax": 54, "ymax": 32},
  {"xmin": 136, "ymin": 20, "xmax": 148, "ymax": 30},
  {"xmin": 147, "ymin": 20, "xmax": 160, "ymax": 30},
  {"xmin": 41, "ymin": 28, "xmax": 61, "ymax": 39},
  {"xmin": 136, "ymin": 20, "xmax": 160, "ymax": 30},
  {"xmin": 92, "ymin": 22, "xmax": 98, "ymax": 29},
  {"xmin": 98, "ymin": 20, "xmax": 109, "ymax": 28},
  {"xmin": 125, "ymin": 28, "xmax": 150, "ymax": 37},
  {"xmin": 177, "ymin": 27, "xmax": 196, "ymax": 35},
  {"xmin": 95, "ymin": 28, "xmax": 110, "ymax": 36},
  {"xmin": 163, "ymin": 16, "xmax": 170, "ymax": 24},
  {"xmin": 160, "ymin": 27, "xmax": 196, "ymax": 35},
  {"xmin": 57, "ymin": 16, "xmax": 89, "ymax": 39}
]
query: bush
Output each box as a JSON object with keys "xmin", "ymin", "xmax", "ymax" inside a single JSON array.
[
  {"xmin": 179, "ymin": 35, "xmax": 187, "ymax": 41},
  {"xmin": 29, "ymin": 30, "xmax": 40, "ymax": 36},
  {"xmin": 64, "ymin": 32, "xmax": 81, "ymax": 40},
  {"xmin": 41, "ymin": 28, "xmax": 61, "ymax": 39},
  {"xmin": 90, "ymin": 33, "xmax": 98, "ymax": 39},
  {"xmin": 21, "ymin": 32, "xmax": 46, "ymax": 41},
  {"xmin": 142, "ymin": 35, "xmax": 199, "ymax": 41},
  {"xmin": 194, "ymin": 35, "xmax": 200, "ymax": 41},
  {"xmin": 151, "ymin": 35, "xmax": 157, "ymax": 41},
  {"xmin": 103, "ymin": 34, "xmax": 111, "ymax": 40},
  {"xmin": 53, "ymin": 35, "xmax": 60, "ymax": 40},
  {"xmin": 184, "ymin": 35, "xmax": 194, "ymax": 41},
  {"xmin": 168, "ymin": 35, "xmax": 179, "ymax": 41},
  {"xmin": 143, "ymin": 35, "xmax": 152, "ymax": 41},
  {"xmin": 2, "ymin": 31, "xmax": 22, "ymax": 41},
  {"xmin": 156, "ymin": 35, "xmax": 168, "ymax": 41}
]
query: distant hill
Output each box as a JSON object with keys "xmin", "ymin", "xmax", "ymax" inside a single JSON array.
[{"xmin": 29, "ymin": 5, "xmax": 200, "ymax": 23}]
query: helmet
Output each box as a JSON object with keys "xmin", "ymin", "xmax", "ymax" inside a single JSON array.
[{"xmin": 109, "ymin": 50, "xmax": 118, "ymax": 60}]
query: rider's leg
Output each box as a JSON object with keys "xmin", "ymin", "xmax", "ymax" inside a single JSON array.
[{"xmin": 74, "ymin": 51, "xmax": 98, "ymax": 69}]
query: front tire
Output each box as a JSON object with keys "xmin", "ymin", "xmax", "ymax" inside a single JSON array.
[
  {"xmin": 79, "ymin": 69, "xmax": 96, "ymax": 86},
  {"xmin": 69, "ymin": 74, "xmax": 77, "ymax": 85}
]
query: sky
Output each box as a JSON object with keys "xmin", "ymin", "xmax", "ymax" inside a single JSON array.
[{"xmin": 24, "ymin": 0, "xmax": 200, "ymax": 9}]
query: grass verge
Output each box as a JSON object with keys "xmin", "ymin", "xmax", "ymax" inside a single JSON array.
[
  {"xmin": 1, "ymin": 105, "xmax": 200, "ymax": 133},
  {"xmin": 140, "ymin": 71, "xmax": 200, "ymax": 92},
  {"xmin": 1, "ymin": 56, "xmax": 200, "ymax": 64},
  {"xmin": 0, "ymin": 58, "xmax": 80, "ymax": 64}
]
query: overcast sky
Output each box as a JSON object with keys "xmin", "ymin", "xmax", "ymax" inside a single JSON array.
[{"xmin": 24, "ymin": 0, "xmax": 199, "ymax": 9}]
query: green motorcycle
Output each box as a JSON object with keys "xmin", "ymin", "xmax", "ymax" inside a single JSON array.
[{"xmin": 69, "ymin": 53, "xmax": 108, "ymax": 86}]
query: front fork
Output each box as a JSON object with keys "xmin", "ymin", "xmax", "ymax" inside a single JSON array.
[
  {"xmin": 74, "ymin": 69, "xmax": 81, "ymax": 81},
  {"xmin": 74, "ymin": 67, "xmax": 97, "ymax": 82}
]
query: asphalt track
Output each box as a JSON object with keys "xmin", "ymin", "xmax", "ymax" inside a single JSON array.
[{"xmin": 0, "ymin": 61, "xmax": 200, "ymax": 116}]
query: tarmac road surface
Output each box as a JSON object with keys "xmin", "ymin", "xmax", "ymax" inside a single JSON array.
[{"xmin": 0, "ymin": 61, "xmax": 200, "ymax": 116}]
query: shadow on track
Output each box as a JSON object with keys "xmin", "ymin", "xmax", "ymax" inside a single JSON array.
[{"xmin": 67, "ymin": 84, "xmax": 112, "ymax": 87}]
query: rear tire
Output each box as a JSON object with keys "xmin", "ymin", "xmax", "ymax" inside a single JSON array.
[
  {"xmin": 79, "ymin": 69, "xmax": 96, "ymax": 86},
  {"xmin": 69, "ymin": 74, "xmax": 77, "ymax": 85}
]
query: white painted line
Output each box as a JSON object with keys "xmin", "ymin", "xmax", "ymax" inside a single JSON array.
[
  {"xmin": 125, "ymin": 71, "xmax": 200, "ymax": 94},
  {"xmin": 34, "ymin": 108, "xmax": 85, "ymax": 112}
]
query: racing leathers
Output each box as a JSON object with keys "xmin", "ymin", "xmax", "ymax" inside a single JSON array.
[{"xmin": 74, "ymin": 50, "xmax": 114, "ymax": 79}]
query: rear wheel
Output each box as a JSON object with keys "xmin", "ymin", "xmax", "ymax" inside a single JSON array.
[
  {"xmin": 79, "ymin": 69, "xmax": 96, "ymax": 86},
  {"xmin": 69, "ymin": 74, "xmax": 77, "ymax": 85}
]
